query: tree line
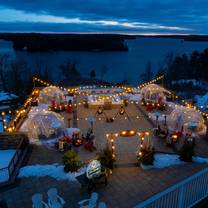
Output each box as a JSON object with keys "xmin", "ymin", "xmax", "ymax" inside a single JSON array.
[
  {"xmin": 0, "ymin": 54, "xmax": 111, "ymax": 96},
  {"xmin": 141, "ymin": 48, "xmax": 208, "ymax": 90}
]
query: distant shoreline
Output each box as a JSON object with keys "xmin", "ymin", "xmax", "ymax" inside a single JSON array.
[{"xmin": 0, "ymin": 33, "xmax": 208, "ymax": 52}]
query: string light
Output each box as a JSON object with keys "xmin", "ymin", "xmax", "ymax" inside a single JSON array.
[{"xmin": 106, "ymin": 130, "xmax": 150, "ymax": 160}]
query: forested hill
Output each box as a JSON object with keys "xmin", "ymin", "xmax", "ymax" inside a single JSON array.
[
  {"xmin": 0, "ymin": 33, "xmax": 133, "ymax": 52},
  {"xmin": 1, "ymin": 33, "xmax": 208, "ymax": 52}
]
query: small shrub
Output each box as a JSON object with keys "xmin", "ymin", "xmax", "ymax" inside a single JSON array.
[
  {"xmin": 97, "ymin": 145, "xmax": 115, "ymax": 169},
  {"xmin": 62, "ymin": 150, "xmax": 82, "ymax": 172},
  {"xmin": 179, "ymin": 142, "xmax": 195, "ymax": 162}
]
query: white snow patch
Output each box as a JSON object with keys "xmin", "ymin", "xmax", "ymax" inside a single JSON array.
[
  {"xmin": 171, "ymin": 79, "xmax": 206, "ymax": 87},
  {"xmin": 141, "ymin": 153, "xmax": 208, "ymax": 170},
  {"xmin": 18, "ymin": 164, "xmax": 86, "ymax": 181},
  {"xmin": 0, "ymin": 149, "xmax": 16, "ymax": 182},
  {"xmin": 0, "ymin": 150, "xmax": 16, "ymax": 169}
]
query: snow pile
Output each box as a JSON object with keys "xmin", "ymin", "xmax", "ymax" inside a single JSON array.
[
  {"xmin": 141, "ymin": 153, "xmax": 208, "ymax": 170},
  {"xmin": 0, "ymin": 149, "xmax": 16, "ymax": 182},
  {"xmin": 0, "ymin": 92, "xmax": 17, "ymax": 102},
  {"xmin": 18, "ymin": 164, "xmax": 86, "ymax": 181}
]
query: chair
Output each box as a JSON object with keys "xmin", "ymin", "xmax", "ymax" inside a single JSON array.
[
  {"xmin": 47, "ymin": 188, "xmax": 65, "ymax": 208},
  {"xmin": 98, "ymin": 202, "xmax": 107, "ymax": 208},
  {"xmin": 32, "ymin": 193, "xmax": 49, "ymax": 208},
  {"xmin": 78, "ymin": 192, "xmax": 98, "ymax": 208}
]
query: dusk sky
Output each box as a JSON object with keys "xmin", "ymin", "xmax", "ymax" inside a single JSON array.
[{"xmin": 0, "ymin": 0, "xmax": 207, "ymax": 34}]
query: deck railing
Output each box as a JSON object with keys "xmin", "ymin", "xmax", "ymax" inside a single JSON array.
[
  {"xmin": 134, "ymin": 167, "xmax": 208, "ymax": 208},
  {"xmin": 0, "ymin": 136, "xmax": 28, "ymax": 184}
]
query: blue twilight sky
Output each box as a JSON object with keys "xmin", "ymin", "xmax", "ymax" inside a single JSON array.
[{"xmin": 0, "ymin": 0, "xmax": 207, "ymax": 34}]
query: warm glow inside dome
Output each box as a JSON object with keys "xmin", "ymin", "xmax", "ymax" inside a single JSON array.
[
  {"xmin": 20, "ymin": 111, "xmax": 66, "ymax": 140},
  {"xmin": 168, "ymin": 106, "xmax": 206, "ymax": 135},
  {"xmin": 38, "ymin": 86, "xmax": 65, "ymax": 104},
  {"xmin": 141, "ymin": 84, "xmax": 167, "ymax": 103}
]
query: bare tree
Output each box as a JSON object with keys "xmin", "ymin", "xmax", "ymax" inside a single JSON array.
[
  {"xmin": 100, "ymin": 65, "xmax": 109, "ymax": 80},
  {"xmin": 140, "ymin": 61, "xmax": 153, "ymax": 82},
  {"xmin": 9, "ymin": 59, "xmax": 30, "ymax": 94},
  {"xmin": 59, "ymin": 59, "xmax": 81, "ymax": 80},
  {"xmin": 0, "ymin": 54, "xmax": 10, "ymax": 91},
  {"xmin": 164, "ymin": 52, "xmax": 174, "ymax": 70}
]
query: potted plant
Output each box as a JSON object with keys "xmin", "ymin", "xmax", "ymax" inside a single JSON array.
[
  {"xmin": 179, "ymin": 139, "xmax": 195, "ymax": 162},
  {"xmin": 139, "ymin": 149, "xmax": 155, "ymax": 166},
  {"xmin": 62, "ymin": 150, "xmax": 82, "ymax": 172},
  {"xmin": 97, "ymin": 145, "xmax": 115, "ymax": 171}
]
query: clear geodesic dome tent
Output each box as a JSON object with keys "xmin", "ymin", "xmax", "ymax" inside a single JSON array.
[
  {"xmin": 168, "ymin": 106, "xmax": 206, "ymax": 135},
  {"xmin": 20, "ymin": 111, "xmax": 66, "ymax": 140},
  {"xmin": 141, "ymin": 84, "xmax": 167, "ymax": 104},
  {"xmin": 38, "ymin": 86, "xmax": 65, "ymax": 105}
]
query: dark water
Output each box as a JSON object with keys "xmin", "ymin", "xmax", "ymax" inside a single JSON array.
[{"xmin": 1, "ymin": 38, "xmax": 208, "ymax": 84}]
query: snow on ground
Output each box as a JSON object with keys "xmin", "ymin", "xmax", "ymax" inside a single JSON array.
[
  {"xmin": 195, "ymin": 93, "xmax": 208, "ymax": 110},
  {"xmin": 141, "ymin": 153, "xmax": 208, "ymax": 170},
  {"xmin": 29, "ymin": 138, "xmax": 58, "ymax": 148},
  {"xmin": 0, "ymin": 91, "xmax": 17, "ymax": 102},
  {"xmin": 171, "ymin": 79, "xmax": 208, "ymax": 89},
  {"xmin": 18, "ymin": 164, "xmax": 86, "ymax": 181},
  {"xmin": 0, "ymin": 149, "xmax": 16, "ymax": 182}
]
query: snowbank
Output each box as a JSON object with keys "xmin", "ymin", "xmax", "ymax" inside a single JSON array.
[
  {"xmin": 18, "ymin": 164, "xmax": 86, "ymax": 181},
  {"xmin": 0, "ymin": 149, "xmax": 16, "ymax": 182},
  {"xmin": 141, "ymin": 153, "xmax": 208, "ymax": 170}
]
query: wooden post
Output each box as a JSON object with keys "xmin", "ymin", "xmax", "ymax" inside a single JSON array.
[{"xmin": 1, "ymin": 112, "xmax": 5, "ymax": 132}]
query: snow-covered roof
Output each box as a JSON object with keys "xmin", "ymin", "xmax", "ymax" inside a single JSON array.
[{"xmin": 0, "ymin": 91, "xmax": 18, "ymax": 102}]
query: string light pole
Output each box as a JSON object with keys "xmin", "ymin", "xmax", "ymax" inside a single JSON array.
[
  {"xmin": 1, "ymin": 112, "xmax": 5, "ymax": 132},
  {"xmin": 106, "ymin": 130, "xmax": 150, "ymax": 160},
  {"xmin": 138, "ymin": 131, "xmax": 150, "ymax": 159}
]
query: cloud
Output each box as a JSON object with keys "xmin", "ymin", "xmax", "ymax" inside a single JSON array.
[{"xmin": 0, "ymin": 0, "xmax": 207, "ymax": 33}]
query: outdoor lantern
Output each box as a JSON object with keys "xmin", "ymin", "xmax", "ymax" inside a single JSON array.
[
  {"xmin": 119, "ymin": 107, "xmax": 125, "ymax": 115},
  {"xmin": 86, "ymin": 160, "xmax": 101, "ymax": 179},
  {"xmin": 98, "ymin": 107, "xmax": 103, "ymax": 115}
]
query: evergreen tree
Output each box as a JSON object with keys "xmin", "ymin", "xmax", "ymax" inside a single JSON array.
[
  {"xmin": 141, "ymin": 61, "xmax": 153, "ymax": 82},
  {"xmin": 90, "ymin": 69, "xmax": 96, "ymax": 79}
]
